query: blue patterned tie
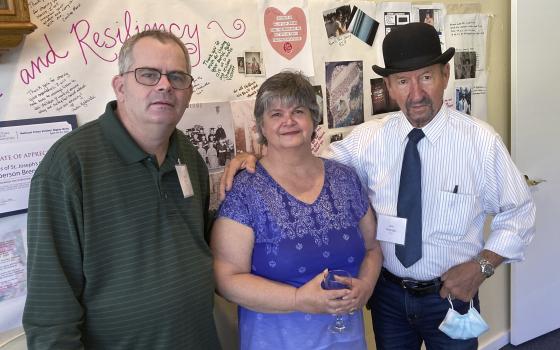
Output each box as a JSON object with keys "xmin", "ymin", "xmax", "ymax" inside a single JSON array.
[{"xmin": 396, "ymin": 128, "xmax": 425, "ymax": 268}]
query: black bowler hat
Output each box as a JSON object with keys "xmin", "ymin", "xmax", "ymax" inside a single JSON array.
[{"xmin": 372, "ymin": 22, "xmax": 455, "ymax": 77}]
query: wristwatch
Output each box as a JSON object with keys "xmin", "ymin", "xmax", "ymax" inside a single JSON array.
[{"xmin": 473, "ymin": 255, "xmax": 495, "ymax": 278}]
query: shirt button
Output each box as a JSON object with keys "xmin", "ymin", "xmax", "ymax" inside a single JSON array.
[{"xmin": 162, "ymin": 192, "xmax": 168, "ymax": 199}]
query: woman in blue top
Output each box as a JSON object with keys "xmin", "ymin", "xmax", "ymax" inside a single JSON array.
[{"xmin": 212, "ymin": 71, "xmax": 382, "ymax": 350}]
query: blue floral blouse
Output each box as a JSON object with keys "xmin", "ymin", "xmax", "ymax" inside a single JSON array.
[{"xmin": 218, "ymin": 158, "xmax": 370, "ymax": 350}]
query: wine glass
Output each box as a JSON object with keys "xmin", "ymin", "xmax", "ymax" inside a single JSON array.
[{"xmin": 322, "ymin": 269, "xmax": 352, "ymax": 333}]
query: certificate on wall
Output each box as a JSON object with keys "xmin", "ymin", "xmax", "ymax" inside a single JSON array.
[
  {"xmin": 0, "ymin": 229, "xmax": 26, "ymax": 302},
  {"xmin": 0, "ymin": 115, "xmax": 77, "ymax": 218}
]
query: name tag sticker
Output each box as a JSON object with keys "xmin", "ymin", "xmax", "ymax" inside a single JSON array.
[
  {"xmin": 175, "ymin": 163, "xmax": 194, "ymax": 198},
  {"xmin": 377, "ymin": 214, "xmax": 407, "ymax": 245}
]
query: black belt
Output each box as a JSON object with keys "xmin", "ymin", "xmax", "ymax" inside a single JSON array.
[{"xmin": 381, "ymin": 268, "xmax": 442, "ymax": 296}]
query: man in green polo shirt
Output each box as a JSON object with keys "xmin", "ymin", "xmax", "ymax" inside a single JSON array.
[{"xmin": 23, "ymin": 30, "xmax": 221, "ymax": 349}]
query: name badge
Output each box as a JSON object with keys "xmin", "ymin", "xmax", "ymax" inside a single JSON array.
[
  {"xmin": 175, "ymin": 162, "xmax": 194, "ymax": 198},
  {"xmin": 377, "ymin": 214, "xmax": 407, "ymax": 245}
]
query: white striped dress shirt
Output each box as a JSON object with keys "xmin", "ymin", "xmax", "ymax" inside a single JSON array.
[{"xmin": 326, "ymin": 106, "xmax": 536, "ymax": 280}]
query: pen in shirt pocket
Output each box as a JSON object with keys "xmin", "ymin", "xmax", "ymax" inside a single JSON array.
[{"xmin": 453, "ymin": 185, "xmax": 458, "ymax": 194}]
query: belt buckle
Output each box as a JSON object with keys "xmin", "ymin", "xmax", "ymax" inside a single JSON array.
[{"xmin": 401, "ymin": 279, "xmax": 419, "ymax": 290}]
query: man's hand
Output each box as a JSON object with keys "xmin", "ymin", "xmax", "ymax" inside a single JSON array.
[
  {"xmin": 440, "ymin": 250, "xmax": 504, "ymax": 301},
  {"xmin": 440, "ymin": 260, "xmax": 486, "ymax": 302},
  {"xmin": 343, "ymin": 277, "xmax": 374, "ymax": 311},
  {"xmin": 219, "ymin": 153, "xmax": 258, "ymax": 201}
]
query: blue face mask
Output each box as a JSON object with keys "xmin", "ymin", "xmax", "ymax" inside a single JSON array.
[{"xmin": 438, "ymin": 296, "xmax": 489, "ymax": 340}]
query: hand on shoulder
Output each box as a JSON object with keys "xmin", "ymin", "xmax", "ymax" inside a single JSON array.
[{"xmin": 219, "ymin": 152, "xmax": 258, "ymax": 201}]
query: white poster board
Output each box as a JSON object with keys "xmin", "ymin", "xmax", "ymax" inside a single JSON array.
[{"xmin": 0, "ymin": 0, "xmax": 489, "ymax": 345}]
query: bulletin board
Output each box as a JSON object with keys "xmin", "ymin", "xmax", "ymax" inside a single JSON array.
[{"xmin": 0, "ymin": 0, "xmax": 491, "ymax": 341}]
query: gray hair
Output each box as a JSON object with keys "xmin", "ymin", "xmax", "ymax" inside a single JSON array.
[
  {"xmin": 118, "ymin": 30, "xmax": 191, "ymax": 74},
  {"xmin": 254, "ymin": 71, "xmax": 321, "ymax": 145}
]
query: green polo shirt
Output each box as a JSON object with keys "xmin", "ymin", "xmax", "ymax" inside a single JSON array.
[{"xmin": 24, "ymin": 101, "xmax": 220, "ymax": 349}]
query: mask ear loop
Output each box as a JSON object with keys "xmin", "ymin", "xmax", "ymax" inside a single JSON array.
[
  {"xmin": 449, "ymin": 297, "xmax": 476, "ymax": 312},
  {"xmin": 447, "ymin": 294, "xmax": 455, "ymax": 309}
]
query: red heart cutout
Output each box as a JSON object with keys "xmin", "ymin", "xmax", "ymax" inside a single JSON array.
[{"xmin": 264, "ymin": 7, "xmax": 307, "ymax": 60}]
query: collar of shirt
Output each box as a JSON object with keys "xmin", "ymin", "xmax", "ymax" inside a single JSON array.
[
  {"xmin": 397, "ymin": 104, "xmax": 448, "ymax": 146},
  {"xmin": 99, "ymin": 101, "xmax": 180, "ymax": 168}
]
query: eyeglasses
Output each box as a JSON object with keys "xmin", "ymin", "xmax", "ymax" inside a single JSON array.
[{"xmin": 123, "ymin": 67, "xmax": 193, "ymax": 90}]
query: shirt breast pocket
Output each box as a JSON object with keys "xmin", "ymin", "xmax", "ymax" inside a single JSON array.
[{"xmin": 433, "ymin": 190, "xmax": 481, "ymax": 239}]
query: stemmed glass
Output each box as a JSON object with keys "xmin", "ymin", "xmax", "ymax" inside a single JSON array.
[{"xmin": 322, "ymin": 269, "xmax": 352, "ymax": 333}]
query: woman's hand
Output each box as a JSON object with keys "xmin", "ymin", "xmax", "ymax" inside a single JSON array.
[{"xmin": 294, "ymin": 270, "xmax": 354, "ymax": 315}]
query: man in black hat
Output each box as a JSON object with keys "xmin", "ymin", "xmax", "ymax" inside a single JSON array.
[{"xmin": 220, "ymin": 22, "xmax": 535, "ymax": 349}]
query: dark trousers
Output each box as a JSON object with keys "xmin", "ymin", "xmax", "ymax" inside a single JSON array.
[{"xmin": 369, "ymin": 272, "xmax": 479, "ymax": 350}]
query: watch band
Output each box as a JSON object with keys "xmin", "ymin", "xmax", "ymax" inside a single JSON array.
[{"xmin": 473, "ymin": 254, "xmax": 495, "ymax": 278}]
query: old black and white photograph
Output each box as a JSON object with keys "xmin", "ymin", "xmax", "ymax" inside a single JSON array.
[
  {"xmin": 455, "ymin": 86, "xmax": 472, "ymax": 115},
  {"xmin": 244, "ymin": 51, "xmax": 264, "ymax": 76},
  {"xmin": 418, "ymin": 8, "xmax": 442, "ymax": 33},
  {"xmin": 323, "ymin": 5, "xmax": 352, "ymax": 44},
  {"xmin": 454, "ymin": 51, "xmax": 477, "ymax": 79},
  {"xmin": 237, "ymin": 57, "xmax": 245, "ymax": 74},
  {"xmin": 178, "ymin": 102, "xmax": 236, "ymax": 171}
]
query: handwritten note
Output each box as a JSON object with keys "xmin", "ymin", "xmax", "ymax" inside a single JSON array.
[
  {"xmin": 203, "ymin": 41, "xmax": 235, "ymax": 81},
  {"xmin": 472, "ymin": 86, "xmax": 487, "ymax": 96},
  {"xmin": 29, "ymin": 0, "xmax": 82, "ymax": 27},
  {"xmin": 329, "ymin": 35, "xmax": 350, "ymax": 47},
  {"xmin": 449, "ymin": 20, "xmax": 485, "ymax": 37},
  {"xmin": 311, "ymin": 126, "xmax": 325, "ymax": 156},
  {"xmin": 192, "ymin": 76, "xmax": 211, "ymax": 96},
  {"xmin": 26, "ymin": 72, "xmax": 95, "ymax": 114},
  {"xmin": 233, "ymin": 81, "xmax": 259, "ymax": 98}
]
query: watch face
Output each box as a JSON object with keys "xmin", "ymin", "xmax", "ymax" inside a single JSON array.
[
  {"xmin": 482, "ymin": 263, "xmax": 494, "ymax": 277},
  {"xmin": 474, "ymin": 255, "xmax": 494, "ymax": 277}
]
